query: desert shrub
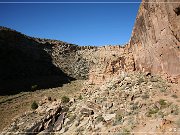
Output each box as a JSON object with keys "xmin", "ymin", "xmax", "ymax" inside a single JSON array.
[
  {"xmin": 146, "ymin": 107, "xmax": 159, "ymax": 117},
  {"xmin": 61, "ymin": 96, "xmax": 70, "ymax": 103},
  {"xmin": 31, "ymin": 101, "xmax": 38, "ymax": 110},
  {"xmin": 153, "ymin": 82, "xmax": 167, "ymax": 92},
  {"xmin": 160, "ymin": 87, "xmax": 167, "ymax": 92},
  {"xmin": 66, "ymin": 113, "xmax": 77, "ymax": 125},
  {"xmin": 171, "ymin": 94, "xmax": 178, "ymax": 98},
  {"xmin": 69, "ymin": 114, "xmax": 76, "ymax": 122},
  {"xmin": 119, "ymin": 85, "xmax": 126, "ymax": 91},
  {"xmin": 159, "ymin": 99, "xmax": 166, "ymax": 105},
  {"xmin": 31, "ymin": 85, "xmax": 38, "ymax": 90},
  {"xmin": 149, "ymin": 108, "xmax": 159, "ymax": 114},
  {"xmin": 114, "ymin": 114, "xmax": 123, "ymax": 125},
  {"xmin": 137, "ymin": 77, "xmax": 144, "ymax": 84},
  {"xmin": 64, "ymin": 127, "xmax": 69, "ymax": 132},
  {"xmin": 121, "ymin": 128, "xmax": 130, "ymax": 135},
  {"xmin": 158, "ymin": 99, "xmax": 169, "ymax": 108},
  {"xmin": 71, "ymin": 107, "xmax": 76, "ymax": 112},
  {"xmin": 78, "ymin": 95, "xmax": 83, "ymax": 100},
  {"xmin": 96, "ymin": 115, "xmax": 104, "ymax": 123}
]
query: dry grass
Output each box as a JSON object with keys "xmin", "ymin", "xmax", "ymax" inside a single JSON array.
[{"xmin": 0, "ymin": 80, "xmax": 84, "ymax": 131}]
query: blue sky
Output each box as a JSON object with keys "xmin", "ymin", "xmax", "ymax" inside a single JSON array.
[{"xmin": 0, "ymin": 0, "xmax": 141, "ymax": 46}]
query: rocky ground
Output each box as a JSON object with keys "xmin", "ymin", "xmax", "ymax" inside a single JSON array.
[
  {"xmin": 63, "ymin": 72, "xmax": 180, "ymax": 134},
  {"xmin": 1, "ymin": 72, "xmax": 179, "ymax": 134},
  {"xmin": 0, "ymin": 80, "xmax": 84, "ymax": 131}
]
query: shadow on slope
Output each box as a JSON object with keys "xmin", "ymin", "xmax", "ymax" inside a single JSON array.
[{"xmin": 0, "ymin": 28, "xmax": 74, "ymax": 95}]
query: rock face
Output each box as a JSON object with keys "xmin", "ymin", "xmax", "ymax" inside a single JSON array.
[
  {"xmin": 0, "ymin": 27, "xmax": 74, "ymax": 95},
  {"xmin": 84, "ymin": 46, "xmax": 135, "ymax": 84},
  {"xmin": 0, "ymin": 0, "xmax": 179, "ymax": 95},
  {"xmin": 129, "ymin": 0, "xmax": 180, "ymax": 82}
]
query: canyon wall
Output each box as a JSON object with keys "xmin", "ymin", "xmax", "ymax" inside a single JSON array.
[
  {"xmin": 0, "ymin": 27, "xmax": 135, "ymax": 92},
  {"xmin": 0, "ymin": 27, "xmax": 74, "ymax": 94},
  {"xmin": 0, "ymin": 27, "xmax": 95, "ymax": 94},
  {"xmin": 80, "ymin": 0, "xmax": 180, "ymax": 84},
  {"xmin": 80, "ymin": 46, "xmax": 135, "ymax": 84},
  {"xmin": 50, "ymin": 42, "xmax": 95, "ymax": 79},
  {"xmin": 1, "ymin": 0, "xmax": 180, "ymax": 93},
  {"xmin": 129, "ymin": 0, "xmax": 180, "ymax": 82}
]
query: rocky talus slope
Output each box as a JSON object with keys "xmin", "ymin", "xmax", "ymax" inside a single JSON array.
[{"xmin": 2, "ymin": 73, "xmax": 180, "ymax": 134}]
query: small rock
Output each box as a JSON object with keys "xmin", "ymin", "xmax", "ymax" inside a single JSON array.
[
  {"xmin": 80, "ymin": 108, "xmax": 94, "ymax": 117},
  {"xmin": 102, "ymin": 114, "xmax": 116, "ymax": 121},
  {"xmin": 106, "ymin": 102, "xmax": 113, "ymax": 110},
  {"xmin": 44, "ymin": 119, "xmax": 52, "ymax": 129},
  {"xmin": 53, "ymin": 112, "xmax": 66, "ymax": 131},
  {"xmin": 64, "ymin": 118, "xmax": 70, "ymax": 126}
]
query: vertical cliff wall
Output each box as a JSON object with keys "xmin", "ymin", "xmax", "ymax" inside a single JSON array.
[{"xmin": 129, "ymin": 0, "xmax": 180, "ymax": 82}]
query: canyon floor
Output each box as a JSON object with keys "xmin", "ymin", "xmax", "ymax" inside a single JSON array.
[
  {"xmin": 0, "ymin": 80, "xmax": 84, "ymax": 131},
  {"xmin": 1, "ymin": 72, "xmax": 180, "ymax": 134}
]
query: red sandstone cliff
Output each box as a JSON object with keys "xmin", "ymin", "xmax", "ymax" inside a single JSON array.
[{"xmin": 129, "ymin": 0, "xmax": 180, "ymax": 83}]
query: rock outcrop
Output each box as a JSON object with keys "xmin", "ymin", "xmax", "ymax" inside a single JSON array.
[
  {"xmin": 83, "ymin": 46, "xmax": 135, "ymax": 84},
  {"xmin": 0, "ymin": 27, "xmax": 74, "ymax": 95},
  {"xmin": 129, "ymin": 0, "xmax": 180, "ymax": 83},
  {"xmin": 50, "ymin": 42, "xmax": 95, "ymax": 79},
  {"xmin": 1, "ymin": 97, "xmax": 68, "ymax": 134}
]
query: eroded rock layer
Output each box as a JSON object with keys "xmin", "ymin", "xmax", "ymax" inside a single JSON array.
[{"xmin": 129, "ymin": 0, "xmax": 180, "ymax": 83}]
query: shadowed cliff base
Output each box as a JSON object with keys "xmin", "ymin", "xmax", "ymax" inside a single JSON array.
[
  {"xmin": 0, "ymin": 76, "xmax": 75, "ymax": 96},
  {"xmin": 0, "ymin": 28, "xmax": 75, "ymax": 95}
]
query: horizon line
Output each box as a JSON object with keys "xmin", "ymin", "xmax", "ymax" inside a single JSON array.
[{"xmin": 0, "ymin": 2, "xmax": 179, "ymax": 4}]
